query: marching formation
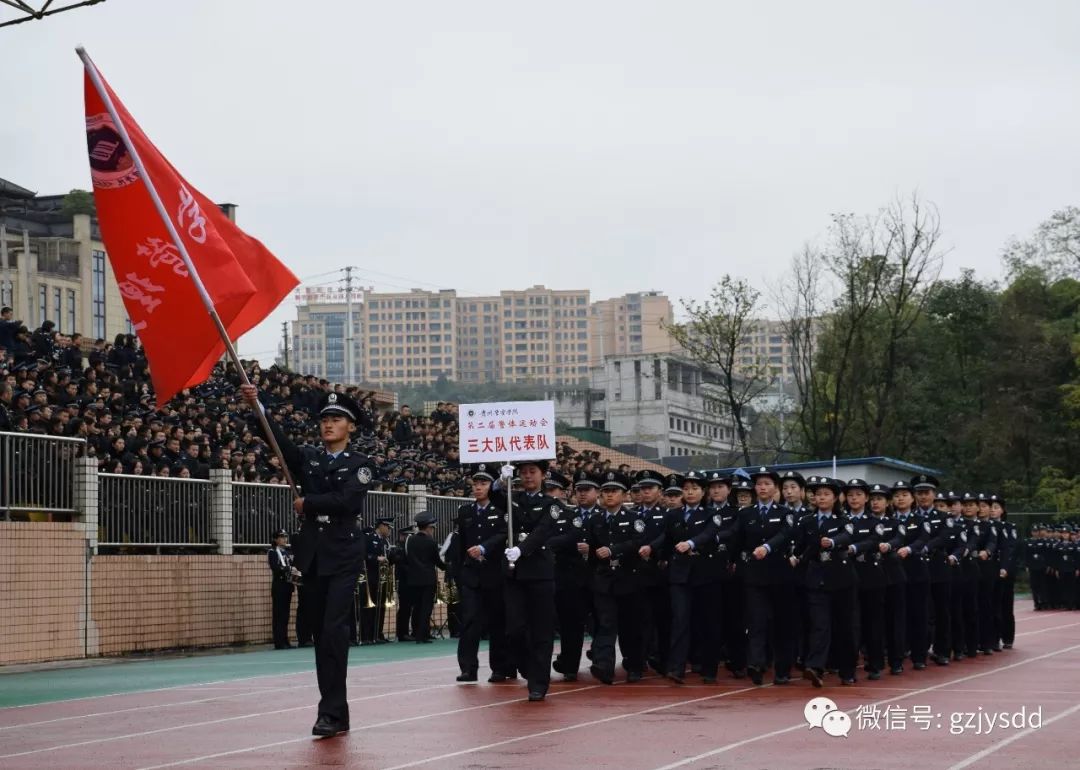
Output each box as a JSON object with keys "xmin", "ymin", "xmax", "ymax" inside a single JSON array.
[{"xmin": 446, "ymin": 463, "xmax": 1029, "ymax": 701}]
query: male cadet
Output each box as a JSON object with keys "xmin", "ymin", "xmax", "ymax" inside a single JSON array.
[
  {"xmin": 241, "ymin": 385, "xmax": 374, "ymax": 738},
  {"xmin": 634, "ymin": 469, "xmax": 671, "ymax": 676},
  {"xmin": 502, "ymin": 460, "xmax": 557, "ymax": 701},
  {"xmin": 974, "ymin": 493, "xmax": 1000, "ymax": 654},
  {"xmin": 455, "ymin": 464, "xmax": 510, "ymax": 683},
  {"xmin": 955, "ymin": 492, "xmax": 982, "ymax": 658},
  {"xmin": 990, "ymin": 495, "xmax": 1018, "ymax": 649},
  {"xmin": 846, "ymin": 480, "xmax": 885, "ymax": 680},
  {"xmin": 871, "ymin": 483, "xmax": 907, "ymax": 674},
  {"xmin": 360, "ymin": 516, "xmax": 393, "ymax": 644},
  {"xmin": 1026, "ymin": 524, "xmax": 1048, "ymax": 610},
  {"xmin": 796, "ymin": 476, "xmax": 857, "ymax": 686},
  {"xmin": 706, "ymin": 470, "xmax": 745, "ymax": 678},
  {"xmin": 268, "ymin": 528, "xmax": 297, "ymax": 649},
  {"xmin": 570, "ymin": 469, "xmax": 602, "ymax": 663},
  {"xmin": 404, "ymin": 512, "xmax": 445, "ymax": 643},
  {"xmin": 546, "ymin": 470, "xmax": 590, "ymax": 681},
  {"xmin": 890, "ymin": 480, "xmax": 931, "ymax": 670},
  {"xmin": 587, "ymin": 470, "xmax": 645, "ymax": 684},
  {"xmin": 779, "ymin": 470, "xmax": 810, "ymax": 670},
  {"xmin": 664, "ymin": 470, "xmax": 723, "ymax": 684},
  {"xmin": 739, "ymin": 466, "xmax": 796, "ymax": 686},
  {"xmin": 913, "ymin": 474, "xmax": 955, "ymax": 666}
]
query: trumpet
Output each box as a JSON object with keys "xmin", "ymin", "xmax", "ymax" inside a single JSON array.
[{"xmin": 356, "ymin": 570, "xmax": 376, "ymax": 610}]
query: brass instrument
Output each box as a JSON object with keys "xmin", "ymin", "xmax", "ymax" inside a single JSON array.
[
  {"xmin": 380, "ymin": 562, "xmax": 396, "ymax": 609},
  {"xmin": 435, "ymin": 583, "xmax": 446, "ymax": 607},
  {"xmin": 356, "ymin": 570, "xmax": 376, "ymax": 610}
]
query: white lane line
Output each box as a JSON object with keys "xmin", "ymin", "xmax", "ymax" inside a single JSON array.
[
  {"xmin": 136, "ymin": 684, "xmax": 604, "ymax": 770},
  {"xmin": 946, "ymin": 702, "xmax": 1080, "ymax": 770},
  {"xmin": 0, "ymin": 650, "xmax": 461, "ymax": 711},
  {"xmin": 0, "ymin": 665, "xmax": 460, "ymax": 732},
  {"xmin": 0, "ymin": 682, "xmax": 462, "ymax": 759},
  {"xmin": 1015, "ymin": 621, "xmax": 1080, "ymax": 637},
  {"xmin": 381, "ymin": 685, "xmax": 761, "ymax": 770},
  {"xmin": 649, "ymin": 641, "xmax": 1080, "ymax": 770}
]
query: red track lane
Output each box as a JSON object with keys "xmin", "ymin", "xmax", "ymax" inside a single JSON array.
[{"xmin": 0, "ymin": 603, "xmax": 1076, "ymax": 769}]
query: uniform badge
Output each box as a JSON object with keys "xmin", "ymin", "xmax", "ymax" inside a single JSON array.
[
  {"xmin": 874, "ymin": 523, "xmax": 885, "ymax": 537},
  {"xmin": 898, "ymin": 523, "xmax": 906, "ymax": 534},
  {"xmin": 633, "ymin": 519, "xmax": 646, "ymax": 533},
  {"xmin": 712, "ymin": 514, "xmax": 723, "ymax": 526},
  {"xmin": 356, "ymin": 467, "xmax": 372, "ymax": 484},
  {"xmin": 518, "ymin": 532, "xmax": 527, "ymax": 542},
  {"xmin": 946, "ymin": 517, "xmax": 954, "ymax": 528},
  {"xmin": 820, "ymin": 551, "xmax": 831, "ymax": 562},
  {"xmin": 960, "ymin": 531, "xmax": 968, "ymax": 542},
  {"xmin": 973, "ymin": 524, "xmax": 980, "ymax": 536},
  {"xmin": 785, "ymin": 514, "xmax": 794, "ymax": 527},
  {"xmin": 1009, "ymin": 529, "xmax": 1016, "ymax": 539},
  {"xmin": 923, "ymin": 521, "xmax": 931, "ymax": 534},
  {"xmin": 845, "ymin": 522, "xmax": 854, "ymax": 534},
  {"xmin": 550, "ymin": 505, "xmax": 562, "ymax": 520},
  {"xmin": 572, "ymin": 516, "xmax": 583, "ymax": 529},
  {"xmin": 328, "ymin": 393, "xmax": 337, "ymax": 404}
]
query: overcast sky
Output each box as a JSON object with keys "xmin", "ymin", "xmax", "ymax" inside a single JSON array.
[{"xmin": 4, "ymin": 0, "xmax": 1078, "ymax": 362}]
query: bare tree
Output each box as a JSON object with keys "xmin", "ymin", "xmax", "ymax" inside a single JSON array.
[
  {"xmin": 1003, "ymin": 206, "xmax": 1080, "ymax": 281},
  {"xmin": 664, "ymin": 275, "xmax": 770, "ymax": 466}
]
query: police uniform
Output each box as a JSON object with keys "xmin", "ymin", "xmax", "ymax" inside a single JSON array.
[
  {"xmin": 1026, "ymin": 527, "xmax": 1048, "ymax": 610},
  {"xmin": 869, "ymin": 484, "xmax": 907, "ymax": 674},
  {"xmin": 455, "ymin": 465, "xmax": 511, "ymax": 681},
  {"xmin": 738, "ymin": 466, "xmax": 797, "ymax": 686},
  {"xmin": 955, "ymin": 494, "xmax": 982, "ymax": 658},
  {"xmin": 891, "ymin": 480, "xmax": 931, "ymax": 669},
  {"xmin": 257, "ymin": 391, "xmax": 375, "ymax": 737},
  {"xmin": 706, "ymin": 471, "xmax": 745, "ymax": 677},
  {"xmin": 846, "ymin": 480, "xmax": 885, "ymax": 679},
  {"xmin": 550, "ymin": 470, "xmax": 593, "ymax": 681},
  {"xmin": 973, "ymin": 495, "xmax": 1000, "ymax": 654},
  {"xmin": 267, "ymin": 529, "xmax": 295, "ymax": 649},
  {"xmin": 635, "ymin": 469, "xmax": 673, "ymax": 677},
  {"xmin": 664, "ymin": 470, "xmax": 723, "ymax": 683},
  {"xmin": 779, "ymin": 470, "xmax": 811, "ymax": 672},
  {"xmin": 993, "ymin": 496, "xmax": 1019, "ymax": 649},
  {"xmin": 913, "ymin": 475, "xmax": 954, "ymax": 666},
  {"xmin": 586, "ymin": 471, "xmax": 645, "ymax": 685},
  {"xmin": 360, "ymin": 517, "xmax": 392, "ymax": 644},
  {"xmin": 505, "ymin": 462, "xmax": 558, "ymax": 701}
]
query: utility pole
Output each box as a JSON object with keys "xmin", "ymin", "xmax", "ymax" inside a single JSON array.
[
  {"xmin": 344, "ymin": 266, "xmax": 354, "ymax": 386},
  {"xmin": 281, "ymin": 321, "xmax": 289, "ymax": 369}
]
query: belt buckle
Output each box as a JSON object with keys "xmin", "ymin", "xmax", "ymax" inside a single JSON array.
[
  {"xmin": 820, "ymin": 551, "xmax": 831, "ymax": 562},
  {"xmin": 315, "ymin": 515, "xmax": 330, "ymax": 524}
]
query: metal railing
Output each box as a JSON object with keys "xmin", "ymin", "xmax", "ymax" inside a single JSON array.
[
  {"xmin": 232, "ymin": 481, "xmax": 294, "ymax": 548},
  {"xmin": 424, "ymin": 494, "xmax": 464, "ymax": 534},
  {"xmin": 361, "ymin": 490, "xmax": 412, "ymax": 529},
  {"xmin": 0, "ymin": 431, "xmax": 86, "ymax": 519},
  {"xmin": 98, "ymin": 474, "xmax": 214, "ymax": 548}
]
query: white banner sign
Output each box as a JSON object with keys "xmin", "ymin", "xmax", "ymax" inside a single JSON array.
[{"xmin": 458, "ymin": 401, "xmax": 557, "ymax": 463}]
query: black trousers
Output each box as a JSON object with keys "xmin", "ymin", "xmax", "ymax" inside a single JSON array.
[
  {"xmin": 298, "ymin": 565, "xmax": 358, "ymax": 724},
  {"xmin": 884, "ymin": 582, "xmax": 906, "ymax": 668},
  {"xmin": 977, "ymin": 577, "xmax": 998, "ymax": 650},
  {"xmin": 858, "ymin": 585, "xmax": 885, "ymax": 673},
  {"xmin": 504, "ymin": 579, "xmax": 555, "ymax": 694},
  {"xmin": 791, "ymin": 583, "xmax": 809, "ymax": 665},
  {"xmin": 905, "ymin": 579, "xmax": 929, "ymax": 664},
  {"xmin": 930, "ymin": 579, "xmax": 951, "ymax": 657},
  {"xmin": 806, "ymin": 586, "xmax": 856, "ymax": 678},
  {"xmin": 639, "ymin": 582, "xmax": 671, "ymax": 672},
  {"xmin": 744, "ymin": 582, "xmax": 794, "ymax": 677},
  {"xmin": 271, "ymin": 580, "xmax": 294, "ymax": 648},
  {"xmin": 411, "ymin": 585, "xmax": 435, "ymax": 641},
  {"xmin": 668, "ymin": 582, "xmax": 721, "ymax": 678},
  {"xmin": 722, "ymin": 576, "xmax": 747, "ymax": 672},
  {"xmin": 960, "ymin": 577, "xmax": 979, "ymax": 655},
  {"xmin": 396, "ymin": 583, "xmax": 418, "ymax": 639},
  {"xmin": 458, "ymin": 582, "xmax": 510, "ymax": 675},
  {"xmin": 1060, "ymin": 571, "xmax": 1077, "ymax": 610},
  {"xmin": 1029, "ymin": 567, "xmax": 1045, "ymax": 608},
  {"xmin": 554, "ymin": 582, "xmax": 589, "ymax": 674},
  {"xmin": 998, "ymin": 577, "xmax": 1016, "ymax": 645},
  {"xmin": 591, "ymin": 589, "xmax": 644, "ymax": 679}
]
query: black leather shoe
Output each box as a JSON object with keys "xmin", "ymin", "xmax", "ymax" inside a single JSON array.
[
  {"xmin": 667, "ymin": 670, "xmax": 685, "ymax": 684},
  {"xmin": 528, "ymin": 690, "xmax": 545, "ymax": 702},
  {"xmin": 457, "ymin": 672, "xmax": 478, "ymax": 682},
  {"xmin": 730, "ymin": 668, "xmax": 747, "ymax": 679},
  {"xmin": 931, "ymin": 654, "xmax": 950, "ymax": 666},
  {"xmin": 627, "ymin": 671, "xmax": 643, "ymax": 683},
  {"xmin": 488, "ymin": 673, "xmax": 510, "ymax": 683},
  {"xmin": 562, "ymin": 673, "xmax": 578, "ymax": 682},
  {"xmin": 841, "ymin": 677, "xmax": 856, "ymax": 686},
  {"xmin": 398, "ymin": 636, "xmax": 415, "ymax": 643},
  {"xmin": 953, "ymin": 653, "xmax": 965, "ymax": 661},
  {"xmin": 804, "ymin": 668, "xmax": 824, "ymax": 688},
  {"xmin": 590, "ymin": 665, "xmax": 614, "ymax": 685},
  {"xmin": 867, "ymin": 671, "xmax": 881, "ymax": 681},
  {"xmin": 312, "ymin": 715, "xmax": 349, "ymax": 737},
  {"xmin": 913, "ymin": 662, "xmax": 927, "ymax": 670},
  {"xmin": 702, "ymin": 676, "xmax": 718, "ymax": 685},
  {"xmin": 890, "ymin": 665, "xmax": 903, "ymax": 675},
  {"xmin": 748, "ymin": 667, "xmax": 763, "ymax": 686},
  {"xmin": 1002, "ymin": 643, "xmax": 1013, "ymax": 650},
  {"xmin": 773, "ymin": 676, "xmax": 791, "ymax": 686}
]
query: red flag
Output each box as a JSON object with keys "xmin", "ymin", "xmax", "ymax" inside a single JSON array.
[{"xmin": 83, "ymin": 66, "xmax": 299, "ymax": 406}]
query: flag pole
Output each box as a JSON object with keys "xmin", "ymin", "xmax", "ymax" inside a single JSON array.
[{"xmin": 77, "ymin": 47, "xmax": 300, "ymax": 501}]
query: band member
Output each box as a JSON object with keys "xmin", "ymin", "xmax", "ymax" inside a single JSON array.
[
  {"xmin": 455, "ymin": 464, "xmax": 510, "ymax": 682},
  {"xmin": 503, "ymin": 460, "xmax": 557, "ymax": 702},
  {"xmin": 587, "ymin": 470, "xmax": 644, "ymax": 685},
  {"xmin": 360, "ymin": 517, "xmax": 392, "ymax": 644},
  {"xmin": 394, "ymin": 526, "xmax": 417, "ymax": 641},
  {"xmin": 547, "ymin": 470, "xmax": 590, "ymax": 681},
  {"xmin": 268, "ymin": 528, "xmax": 297, "ymax": 649},
  {"xmin": 402, "ymin": 512, "xmax": 445, "ymax": 644},
  {"xmin": 241, "ymin": 385, "xmax": 375, "ymax": 739}
]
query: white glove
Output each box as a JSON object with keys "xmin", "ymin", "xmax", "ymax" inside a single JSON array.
[
  {"xmin": 505, "ymin": 546, "xmax": 521, "ymax": 563},
  {"xmin": 500, "ymin": 464, "xmax": 515, "ymax": 480}
]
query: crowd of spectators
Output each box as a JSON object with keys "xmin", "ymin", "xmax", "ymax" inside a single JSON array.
[{"xmin": 1, "ymin": 310, "xmax": 638, "ymax": 497}]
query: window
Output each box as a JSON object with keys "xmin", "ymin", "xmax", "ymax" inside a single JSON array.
[
  {"xmin": 38, "ymin": 284, "xmax": 47, "ymax": 325},
  {"xmin": 0, "ymin": 280, "xmax": 12, "ymax": 307},
  {"xmin": 92, "ymin": 250, "xmax": 106, "ymax": 338},
  {"xmin": 53, "ymin": 288, "xmax": 62, "ymax": 330},
  {"xmin": 67, "ymin": 290, "xmax": 76, "ymax": 333}
]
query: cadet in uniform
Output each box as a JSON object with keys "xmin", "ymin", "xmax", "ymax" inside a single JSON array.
[
  {"xmin": 360, "ymin": 517, "xmax": 392, "ymax": 644},
  {"xmin": 546, "ymin": 470, "xmax": 590, "ymax": 681},
  {"xmin": 870, "ymin": 483, "xmax": 907, "ymax": 674},
  {"xmin": 974, "ymin": 494, "xmax": 1000, "ymax": 654},
  {"xmin": 503, "ymin": 460, "xmax": 557, "ymax": 701},
  {"xmin": 891, "ymin": 480, "xmax": 931, "ymax": 670},
  {"xmin": 914, "ymin": 474, "xmax": 955, "ymax": 667},
  {"xmin": 706, "ymin": 470, "xmax": 745, "ymax": 678},
  {"xmin": 797, "ymin": 477, "xmax": 857, "ymax": 686},
  {"xmin": 739, "ymin": 466, "xmax": 796, "ymax": 686},
  {"xmin": 1027, "ymin": 525, "xmax": 1048, "ymax": 610},
  {"xmin": 268, "ymin": 528, "xmax": 297, "ymax": 649},
  {"xmin": 664, "ymin": 471, "xmax": 723, "ymax": 684},
  {"xmin": 780, "ymin": 470, "xmax": 811, "ymax": 671},
  {"xmin": 402, "ymin": 512, "xmax": 445, "ymax": 643},
  {"xmin": 587, "ymin": 470, "xmax": 645, "ymax": 685},
  {"xmin": 634, "ymin": 469, "xmax": 671, "ymax": 676},
  {"xmin": 455, "ymin": 465, "xmax": 510, "ymax": 682},
  {"xmin": 990, "ymin": 495, "xmax": 1018, "ymax": 649},
  {"xmin": 241, "ymin": 385, "xmax": 375, "ymax": 738},
  {"xmin": 956, "ymin": 493, "xmax": 981, "ymax": 658},
  {"xmin": 846, "ymin": 480, "xmax": 885, "ymax": 679}
]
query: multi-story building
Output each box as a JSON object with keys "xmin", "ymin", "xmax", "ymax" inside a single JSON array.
[
  {"xmin": 1, "ymin": 179, "xmax": 132, "ymax": 342},
  {"xmin": 454, "ymin": 296, "xmax": 502, "ymax": 383},
  {"xmin": 736, "ymin": 318, "xmax": 807, "ymax": 381},
  {"xmin": 291, "ymin": 286, "xmax": 364, "ymax": 382},
  {"xmin": 361, "ymin": 288, "xmax": 457, "ymax": 386},
  {"xmin": 591, "ymin": 291, "xmax": 675, "ymax": 358},
  {"xmin": 497, "ymin": 285, "xmax": 592, "ymax": 385}
]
